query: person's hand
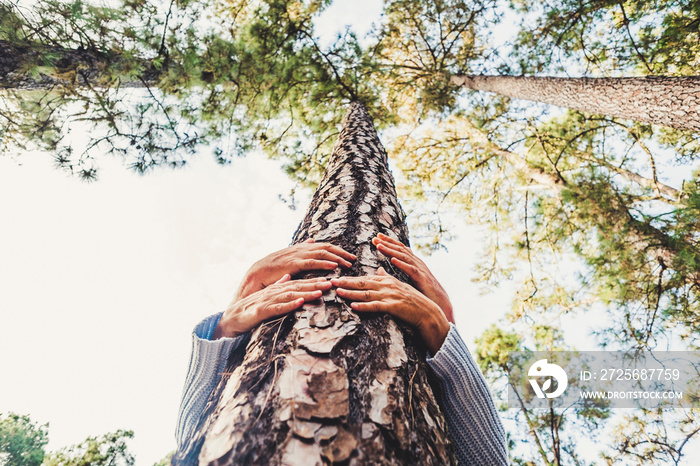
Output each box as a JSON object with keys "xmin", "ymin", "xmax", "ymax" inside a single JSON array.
[
  {"xmin": 372, "ymin": 233, "xmax": 454, "ymax": 324},
  {"xmin": 331, "ymin": 268, "xmax": 450, "ymax": 355},
  {"xmin": 214, "ymin": 275, "xmax": 332, "ymax": 339},
  {"xmin": 236, "ymin": 239, "xmax": 356, "ymax": 300}
]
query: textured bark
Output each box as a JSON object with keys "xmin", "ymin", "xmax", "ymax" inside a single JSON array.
[
  {"xmin": 174, "ymin": 102, "xmax": 454, "ymax": 465},
  {"xmin": 451, "ymin": 75, "xmax": 700, "ymax": 132},
  {"xmin": 0, "ymin": 40, "xmax": 158, "ymax": 90}
]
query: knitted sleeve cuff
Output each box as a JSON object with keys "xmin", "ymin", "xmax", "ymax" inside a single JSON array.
[
  {"xmin": 426, "ymin": 323, "xmax": 474, "ymax": 378},
  {"xmin": 193, "ymin": 312, "xmax": 224, "ymax": 340},
  {"xmin": 175, "ymin": 314, "xmax": 248, "ymax": 448}
]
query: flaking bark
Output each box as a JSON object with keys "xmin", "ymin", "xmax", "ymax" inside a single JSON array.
[
  {"xmin": 174, "ymin": 102, "xmax": 454, "ymax": 465},
  {"xmin": 451, "ymin": 75, "xmax": 700, "ymax": 132}
]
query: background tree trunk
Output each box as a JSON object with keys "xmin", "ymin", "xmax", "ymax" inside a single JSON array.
[
  {"xmin": 451, "ymin": 75, "xmax": 700, "ymax": 132},
  {"xmin": 0, "ymin": 40, "xmax": 158, "ymax": 90},
  {"xmin": 174, "ymin": 102, "xmax": 454, "ymax": 465}
]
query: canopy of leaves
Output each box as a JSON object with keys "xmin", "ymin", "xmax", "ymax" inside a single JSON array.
[
  {"xmin": 0, "ymin": 412, "xmax": 142, "ymax": 466},
  {"xmin": 0, "ymin": 413, "xmax": 48, "ymax": 466},
  {"xmin": 0, "ymin": 0, "xmax": 497, "ymax": 182},
  {"xmin": 43, "ymin": 430, "xmax": 135, "ymax": 466},
  {"xmin": 510, "ymin": 0, "xmax": 700, "ymax": 76}
]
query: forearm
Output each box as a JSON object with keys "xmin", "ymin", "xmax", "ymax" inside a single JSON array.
[{"xmin": 427, "ymin": 325, "xmax": 508, "ymax": 465}]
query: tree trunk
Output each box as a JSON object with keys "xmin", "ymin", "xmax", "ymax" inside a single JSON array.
[
  {"xmin": 174, "ymin": 102, "xmax": 454, "ymax": 465},
  {"xmin": 0, "ymin": 40, "xmax": 158, "ymax": 90},
  {"xmin": 451, "ymin": 75, "xmax": 700, "ymax": 132}
]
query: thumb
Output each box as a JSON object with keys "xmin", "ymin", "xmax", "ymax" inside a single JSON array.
[
  {"xmin": 275, "ymin": 273, "xmax": 291, "ymax": 284},
  {"xmin": 377, "ymin": 266, "xmax": 388, "ymax": 276},
  {"xmin": 304, "ymin": 238, "xmax": 315, "ymax": 244}
]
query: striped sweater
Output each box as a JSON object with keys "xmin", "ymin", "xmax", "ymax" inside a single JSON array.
[{"xmin": 176, "ymin": 314, "xmax": 508, "ymax": 465}]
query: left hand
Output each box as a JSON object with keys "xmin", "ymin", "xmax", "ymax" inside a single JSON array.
[
  {"xmin": 236, "ymin": 239, "xmax": 356, "ymax": 300},
  {"xmin": 332, "ymin": 268, "xmax": 450, "ymax": 355},
  {"xmin": 214, "ymin": 274, "xmax": 332, "ymax": 339}
]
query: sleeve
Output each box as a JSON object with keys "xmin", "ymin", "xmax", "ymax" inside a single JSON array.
[
  {"xmin": 426, "ymin": 324, "xmax": 508, "ymax": 465},
  {"xmin": 175, "ymin": 313, "xmax": 249, "ymax": 449}
]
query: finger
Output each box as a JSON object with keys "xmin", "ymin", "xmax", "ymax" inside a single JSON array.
[
  {"xmin": 300, "ymin": 259, "xmax": 341, "ymax": 271},
  {"xmin": 313, "ymin": 249, "xmax": 354, "ymax": 268},
  {"xmin": 350, "ymin": 301, "xmax": 389, "ymax": 313},
  {"xmin": 390, "ymin": 257, "xmax": 422, "ymax": 281},
  {"xmin": 321, "ymin": 243, "xmax": 357, "ymax": 262},
  {"xmin": 377, "ymin": 266, "xmax": 388, "ymax": 276},
  {"xmin": 277, "ymin": 290, "xmax": 325, "ymax": 303},
  {"xmin": 304, "ymin": 238, "xmax": 315, "ymax": 244},
  {"xmin": 375, "ymin": 233, "xmax": 406, "ymax": 248},
  {"xmin": 375, "ymin": 242, "xmax": 414, "ymax": 264},
  {"xmin": 331, "ymin": 276, "xmax": 382, "ymax": 290},
  {"xmin": 275, "ymin": 274, "xmax": 292, "ymax": 284},
  {"xmin": 266, "ymin": 297, "xmax": 305, "ymax": 318},
  {"xmin": 280, "ymin": 279, "xmax": 332, "ymax": 292},
  {"xmin": 336, "ymin": 288, "xmax": 382, "ymax": 301}
]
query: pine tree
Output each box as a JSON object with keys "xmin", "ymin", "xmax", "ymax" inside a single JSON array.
[{"xmin": 173, "ymin": 102, "xmax": 454, "ymax": 464}]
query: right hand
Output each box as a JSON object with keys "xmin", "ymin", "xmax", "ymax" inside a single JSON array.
[
  {"xmin": 372, "ymin": 234, "xmax": 455, "ymax": 323},
  {"xmin": 332, "ymin": 267, "xmax": 450, "ymax": 355},
  {"xmin": 235, "ymin": 239, "xmax": 355, "ymax": 300},
  {"xmin": 214, "ymin": 275, "xmax": 332, "ymax": 339}
]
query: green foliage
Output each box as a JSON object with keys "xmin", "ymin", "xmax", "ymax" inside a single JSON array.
[
  {"xmin": 370, "ymin": 0, "xmax": 498, "ymax": 116},
  {"xmin": 474, "ymin": 324, "xmax": 521, "ymax": 374},
  {"xmin": 0, "ymin": 413, "xmax": 48, "ymax": 466},
  {"xmin": 386, "ymin": 1, "xmax": 700, "ymax": 457},
  {"xmin": 0, "ymin": 413, "xmax": 139, "ymax": 466},
  {"xmin": 0, "ymin": 0, "xmax": 499, "ymax": 182},
  {"xmin": 151, "ymin": 450, "xmax": 174, "ymax": 466},
  {"xmin": 510, "ymin": 0, "xmax": 700, "ymax": 75},
  {"xmin": 42, "ymin": 430, "xmax": 134, "ymax": 466},
  {"xmin": 475, "ymin": 322, "xmax": 610, "ymax": 464}
]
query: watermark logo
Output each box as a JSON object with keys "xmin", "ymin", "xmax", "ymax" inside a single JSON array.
[
  {"xmin": 509, "ymin": 351, "xmax": 699, "ymax": 409},
  {"xmin": 528, "ymin": 359, "xmax": 568, "ymax": 399}
]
